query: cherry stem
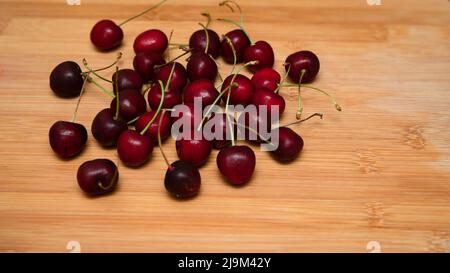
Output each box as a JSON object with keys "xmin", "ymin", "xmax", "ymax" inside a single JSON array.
[
  {"xmin": 86, "ymin": 77, "xmax": 115, "ymax": 98},
  {"xmin": 279, "ymin": 113, "xmax": 323, "ymax": 128},
  {"xmin": 71, "ymin": 72, "xmax": 90, "ymax": 123},
  {"xmin": 296, "ymin": 69, "xmax": 306, "ymax": 120},
  {"xmin": 224, "ymin": 35, "xmax": 237, "ymax": 74},
  {"xmin": 118, "ymin": 0, "xmax": 167, "ymax": 26},
  {"xmin": 140, "ymin": 63, "xmax": 175, "ymax": 135},
  {"xmin": 169, "ymin": 42, "xmax": 189, "ymax": 47},
  {"xmin": 167, "ymin": 29, "xmax": 174, "ymax": 60},
  {"xmin": 275, "ymin": 64, "xmax": 290, "ymax": 94},
  {"xmin": 114, "ymin": 66, "xmax": 120, "ymax": 120},
  {"xmin": 157, "ymin": 109, "xmax": 171, "ymax": 168},
  {"xmin": 82, "ymin": 58, "xmax": 112, "ymax": 83},
  {"xmin": 81, "ymin": 52, "xmax": 122, "ymax": 75},
  {"xmin": 218, "ymin": 0, "xmax": 253, "ymax": 44},
  {"xmin": 217, "ymin": 18, "xmax": 253, "ymax": 45},
  {"xmin": 97, "ymin": 169, "xmax": 118, "ymax": 191},
  {"xmin": 224, "ymin": 86, "xmax": 235, "ymax": 146},
  {"xmin": 278, "ymin": 84, "xmax": 342, "ymax": 111},
  {"xmin": 127, "ymin": 116, "xmax": 140, "ymax": 125},
  {"xmin": 199, "ymin": 23, "xmax": 210, "ymax": 54},
  {"xmin": 201, "ymin": 12, "xmax": 212, "ymax": 28},
  {"xmin": 155, "ymin": 50, "xmax": 191, "ymax": 69}
]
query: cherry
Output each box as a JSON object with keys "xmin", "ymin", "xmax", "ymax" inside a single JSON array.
[
  {"xmin": 117, "ymin": 129, "xmax": 153, "ymax": 167},
  {"xmin": 77, "ymin": 159, "xmax": 119, "ymax": 195},
  {"xmin": 209, "ymin": 113, "xmax": 236, "ymax": 150},
  {"xmin": 135, "ymin": 110, "xmax": 172, "ymax": 142},
  {"xmin": 190, "ymin": 29, "xmax": 221, "ymax": 58},
  {"xmin": 90, "ymin": 0, "xmax": 167, "ymax": 51},
  {"xmin": 134, "ymin": 29, "xmax": 168, "ymax": 55},
  {"xmin": 49, "ymin": 61, "xmax": 84, "ymax": 98},
  {"xmin": 110, "ymin": 89, "xmax": 147, "ymax": 122},
  {"xmin": 176, "ymin": 131, "xmax": 212, "ymax": 167},
  {"xmin": 251, "ymin": 68, "xmax": 280, "ymax": 92},
  {"xmin": 90, "ymin": 20, "xmax": 124, "ymax": 51},
  {"xmin": 91, "ymin": 108, "xmax": 127, "ymax": 147},
  {"xmin": 112, "ymin": 69, "xmax": 143, "ymax": 92},
  {"xmin": 271, "ymin": 127, "xmax": 304, "ymax": 162},
  {"xmin": 244, "ymin": 40, "xmax": 274, "ymax": 72},
  {"xmin": 172, "ymin": 103, "xmax": 200, "ymax": 130},
  {"xmin": 250, "ymin": 88, "xmax": 286, "ymax": 116},
  {"xmin": 285, "ymin": 50, "xmax": 320, "ymax": 83},
  {"xmin": 165, "ymin": 160, "xmax": 201, "ymax": 199},
  {"xmin": 133, "ymin": 51, "xmax": 166, "ymax": 82},
  {"xmin": 183, "ymin": 79, "xmax": 218, "ymax": 107},
  {"xmin": 216, "ymin": 145, "xmax": 256, "ymax": 185},
  {"xmin": 49, "ymin": 121, "xmax": 87, "ymax": 158},
  {"xmin": 221, "ymin": 74, "xmax": 254, "ymax": 105},
  {"xmin": 186, "ymin": 52, "xmax": 218, "ymax": 82},
  {"xmin": 221, "ymin": 29, "xmax": 250, "ymax": 64},
  {"xmin": 239, "ymin": 110, "xmax": 272, "ymax": 143},
  {"xmin": 147, "ymin": 84, "xmax": 182, "ymax": 110},
  {"xmin": 154, "ymin": 62, "xmax": 187, "ymax": 91}
]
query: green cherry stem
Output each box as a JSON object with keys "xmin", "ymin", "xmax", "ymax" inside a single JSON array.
[
  {"xmin": 278, "ymin": 113, "xmax": 323, "ymax": 128},
  {"xmin": 201, "ymin": 12, "xmax": 212, "ymax": 28},
  {"xmin": 71, "ymin": 72, "xmax": 91, "ymax": 123},
  {"xmin": 224, "ymin": 86, "xmax": 235, "ymax": 146},
  {"xmin": 157, "ymin": 109, "xmax": 171, "ymax": 168},
  {"xmin": 118, "ymin": 0, "xmax": 167, "ymax": 27},
  {"xmin": 278, "ymin": 84, "xmax": 342, "ymax": 111},
  {"xmin": 127, "ymin": 116, "xmax": 140, "ymax": 125},
  {"xmin": 199, "ymin": 23, "xmax": 210, "ymax": 54},
  {"xmin": 82, "ymin": 58, "xmax": 112, "ymax": 83},
  {"xmin": 296, "ymin": 69, "xmax": 306, "ymax": 120},
  {"xmin": 224, "ymin": 35, "xmax": 237, "ymax": 74},
  {"xmin": 81, "ymin": 52, "xmax": 122, "ymax": 75},
  {"xmin": 275, "ymin": 64, "xmax": 291, "ymax": 94},
  {"xmin": 86, "ymin": 77, "xmax": 115, "ymax": 98},
  {"xmin": 218, "ymin": 0, "xmax": 253, "ymax": 44},
  {"xmin": 114, "ymin": 66, "xmax": 120, "ymax": 120}
]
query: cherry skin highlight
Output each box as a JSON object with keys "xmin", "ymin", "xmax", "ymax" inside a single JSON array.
[
  {"xmin": 189, "ymin": 29, "xmax": 221, "ymax": 58},
  {"xmin": 112, "ymin": 69, "xmax": 143, "ymax": 92},
  {"xmin": 110, "ymin": 89, "xmax": 147, "ymax": 122},
  {"xmin": 49, "ymin": 121, "xmax": 87, "ymax": 159},
  {"xmin": 221, "ymin": 74, "xmax": 254, "ymax": 106},
  {"xmin": 147, "ymin": 84, "xmax": 182, "ymax": 110},
  {"xmin": 133, "ymin": 29, "xmax": 168, "ymax": 55},
  {"xmin": 250, "ymin": 88, "xmax": 286, "ymax": 116},
  {"xmin": 186, "ymin": 52, "xmax": 218, "ymax": 82},
  {"xmin": 135, "ymin": 111, "xmax": 172, "ymax": 142},
  {"xmin": 133, "ymin": 52, "xmax": 166, "ymax": 82},
  {"xmin": 271, "ymin": 127, "xmax": 304, "ymax": 162},
  {"xmin": 90, "ymin": 20, "xmax": 124, "ymax": 51},
  {"xmin": 154, "ymin": 62, "xmax": 187, "ymax": 91},
  {"xmin": 183, "ymin": 79, "xmax": 218, "ymax": 107},
  {"xmin": 221, "ymin": 29, "xmax": 250, "ymax": 64},
  {"xmin": 50, "ymin": 61, "xmax": 84, "ymax": 98},
  {"xmin": 285, "ymin": 50, "xmax": 320, "ymax": 83},
  {"xmin": 165, "ymin": 160, "xmax": 201, "ymax": 199},
  {"xmin": 251, "ymin": 68, "xmax": 281, "ymax": 93},
  {"xmin": 216, "ymin": 145, "xmax": 256, "ymax": 185},
  {"xmin": 117, "ymin": 130, "xmax": 153, "ymax": 167},
  {"xmin": 91, "ymin": 108, "xmax": 128, "ymax": 147},
  {"xmin": 244, "ymin": 40, "xmax": 275, "ymax": 72},
  {"xmin": 176, "ymin": 131, "xmax": 212, "ymax": 167},
  {"xmin": 77, "ymin": 159, "xmax": 119, "ymax": 195}
]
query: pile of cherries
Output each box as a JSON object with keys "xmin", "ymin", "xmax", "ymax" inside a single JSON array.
[{"xmin": 48, "ymin": 0, "xmax": 340, "ymax": 199}]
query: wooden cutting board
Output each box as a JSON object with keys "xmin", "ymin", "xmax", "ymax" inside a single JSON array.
[{"xmin": 0, "ymin": 0, "xmax": 449, "ymax": 253}]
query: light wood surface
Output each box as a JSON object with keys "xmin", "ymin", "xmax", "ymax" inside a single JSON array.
[{"xmin": 0, "ymin": 0, "xmax": 449, "ymax": 253}]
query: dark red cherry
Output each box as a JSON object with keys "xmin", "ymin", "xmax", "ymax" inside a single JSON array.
[
  {"xmin": 221, "ymin": 74, "xmax": 254, "ymax": 105},
  {"xmin": 90, "ymin": 20, "xmax": 124, "ymax": 51},
  {"xmin": 244, "ymin": 41, "xmax": 274, "ymax": 72},
  {"xmin": 208, "ymin": 113, "xmax": 237, "ymax": 150},
  {"xmin": 186, "ymin": 52, "xmax": 218, "ymax": 82},
  {"xmin": 135, "ymin": 110, "xmax": 172, "ymax": 142},
  {"xmin": 285, "ymin": 50, "xmax": 320, "ymax": 83},
  {"xmin": 147, "ymin": 84, "xmax": 182, "ymax": 110},
  {"xmin": 133, "ymin": 29, "xmax": 168, "ymax": 55},
  {"xmin": 183, "ymin": 79, "xmax": 218, "ymax": 107},
  {"xmin": 110, "ymin": 89, "xmax": 147, "ymax": 122},
  {"xmin": 91, "ymin": 108, "xmax": 127, "ymax": 147},
  {"xmin": 49, "ymin": 121, "xmax": 87, "ymax": 158},
  {"xmin": 220, "ymin": 29, "xmax": 250, "ymax": 64},
  {"xmin": 250, "ymin": 88, "xmax": 286, "ymax": 116},
  {"xmin": 112, "ymin": 69, "xmax": 143, "ymax": 92},
  {"xmin": 172, "ymin": 103, "xmax": 200, "ymax": 130},
  {"xmin": 216, "ymin": 145, "xmax": 256, "ymax": 185},
  {"xmin": 77, "ymin": 159, "xmax": 118, "ymax": 195},
  {"xmin": 271, "ymin": 127, "xmax": 304, "ymax": 162},
  {"xmin": 251, "ymin": 68, "xmax": 281, "ymax": 92},
  {"xmin": 176, "ymin": 131, "xmax": 212, "ymax": 167},
  {"xmin": 133, "ymin": 52, "xmax": 166, "ymax": 82},
  {"xmin": 165, "ymin": 160, "xmax": 201, "ymax": 199},
  {"xmin": 117, "ymin": 129, "xmax": 153, "ymax": 167},
  {"xmin": 50, "ymin": 61, "xmax": 84, "ymax": 98},
  {"xmin": 189, "ymin": 29, "xmax": 221, "ymax": 58},
  {"xmin": 154, "ymin": 62, "xmax": 187, "ymax": 90},
  {"xmin": 238, "ymin": 110, "xmax": 272, "ymax": 143}
]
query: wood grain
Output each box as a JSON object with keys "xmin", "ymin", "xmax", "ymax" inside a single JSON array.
[{"xmin": 0, "ymin": 0, "xmax": 449, "ymax": 253}]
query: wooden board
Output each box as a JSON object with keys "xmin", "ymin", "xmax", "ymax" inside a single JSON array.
[{"xmin": 0, "ymin": 0, "xmax": 449, "ymax": 253}]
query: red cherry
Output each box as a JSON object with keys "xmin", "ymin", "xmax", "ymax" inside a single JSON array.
[
  {"xmin": 176, "ymin": 131, "xmax": 212, "ymax": 167},
  {"xmin": 91, "ymin": 108, "xmax": 128, "ymax": 147},
  {"xmin": 112, "ymin": 69, "xmax": 143, "ymax": 92},
  {"xmin": 285, "ymin": 50, "xmax": 320, "ymax": 83},
  {"xmin": 220, "ymin": 29, "xmax": 250, "ymax": 63},
  {"xmin": 77, "ymin": 159, "xmax": 119, "ymax": 195},
  {"xmin": 135, "ymin": 111, "xmax": 172, "ymax": 142},
  {"xmin": 251, "ymin": 68, "xmax": 281, "ymax": 92},
  {"xmin": 217, "ymin": 145, "xmax": 256, "ymax": 185},
  {"xmin": 154, "ymin": 62, "xmax": 187, "ymax": 91},
  {"xmin": 238, "ymin": 110, "xmax": 272, "ymax": 144},
  {"xmin": 221, "ymin": 74, "xmax": 254, "ymax": 106},
  {"xmin": 271, "ymin": 127, "xmax": 304, "ymax": 162},
  {"xmin": 165, "ymin": 160, "xmax": 201, "ymax": 199},
  {"xmin": 244, "ymin": 40, "xmax": 275, "ymax": 72},
  {"xmin": 189, "ymin": 29, "xmax": 221, "ymax": 58},
  {"xmin": 172, "ymin": 103, "xmax": 200, "ymax": 130},
  {"xmin": 183, "ymin": 79, "xmax": 218, "ymax": 107},
  {"xmin": 49, "ymin": 121, "xmax": 87, "ymax": 159},
  {"xmin": 110, "ymin": 89, "xmax": 147, "ymax": 122},
  {"xmin": 133, "ymin": 29, "xmax": 168, "ymax": 55},
  {"xmin": 133, "ymin": 52, "xmax": 166, "ymax": 82},
  {"xmin": 209, "ymin": 113, "xmax": 237, "ymax": 150},
  {"xmin": 147, "ymin": 84, "xmax": 182, "ymax": 110},
  {"xmin": 186, "ymin": 52, "xmax": 218, "ymax": 82},
  {"xmin": 49, "ymin": 61, "xmax": 84, "ymax": 98},
  {"xmin": 117, "ymin": 129, "xmax": 153, "ymax": 167},
  {"xmin": 250, "ymin": 88, "xmax": 286, "ymax": 116},
  {"xmin": 90, "ymin": 20, "xmax": 124, "ymax": 51}
]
